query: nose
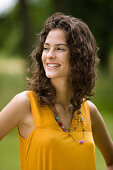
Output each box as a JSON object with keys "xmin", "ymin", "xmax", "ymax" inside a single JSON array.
[{"xmin": 47, "ymin": 49, "xmax": 56, "ymax": 60}]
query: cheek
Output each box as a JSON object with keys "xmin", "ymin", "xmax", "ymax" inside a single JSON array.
[
  {"xmin": 41, "ymin": 54, "xmax": 45, "ymax": 65},
  {"xmin": 41, "ymin": 54, "xmax": 47, "ymax": 71}
]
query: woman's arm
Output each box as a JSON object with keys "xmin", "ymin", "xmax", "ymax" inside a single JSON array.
[
  {"xmin": 88, "ymin": 101, "xmax": 113, "ymax": 169},
  {"xmin": 0, "ymin": 91, "xmax": 30, "ymax": 141}
]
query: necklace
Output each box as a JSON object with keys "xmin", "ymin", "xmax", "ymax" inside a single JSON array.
[{"xmin": 53, "ymin": 105, "xmax": 85, "ymax": 144}]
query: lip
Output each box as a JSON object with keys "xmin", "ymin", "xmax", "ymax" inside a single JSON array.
[
  {"xmin": 47, "ymin": 62, "xmax": 61, "ymax": 65},
  {"xmin": 46, "ymin": 63, "xmax": 61, "ymax": 69}
]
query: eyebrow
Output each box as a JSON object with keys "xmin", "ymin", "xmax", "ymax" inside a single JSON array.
[{"xmin": 44, "ymin": 43, "xmax": 68, "ymax": 46}]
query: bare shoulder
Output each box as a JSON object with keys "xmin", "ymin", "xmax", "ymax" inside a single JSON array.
[
  {"xmin": 0, "ymin": 91, "xmax": 31, "ymax": 140},
  {"xmin": 0, "ymin": 90, "xmax": 30, "ymax": 112},
  {"xmin": 14, "ymin": 91, "xmax": 30, "ymax": 105},
  {"xmin": 86, "ymin": 100, "xmax": 97, "ymax": 114},
  {"xmin": 86, "ymin": 100, "xmax": 102, "ymax": 127},
  {"xmin": 12, "ymin": 91, "xmax": 31, "ymax": 119},
  {"xmin": 14, "ymin": 91, "xmax": 29, "ymax": 103},
  {"xmin": 86, "ymin": 100, "xmax": 108, "ymax": 134},
  {"xmin": 1, "ymin": 91, "xmax": 31, "ymax": 124}
]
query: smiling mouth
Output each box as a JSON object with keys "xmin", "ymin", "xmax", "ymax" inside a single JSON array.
[{"xmin": 47, "ymin": 63, "xmax": 61, "ymax": 68}]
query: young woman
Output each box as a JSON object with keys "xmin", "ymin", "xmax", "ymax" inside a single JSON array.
[{"xmin": 0, "ymin": 12, "xmax": 113, "ymax": 170}]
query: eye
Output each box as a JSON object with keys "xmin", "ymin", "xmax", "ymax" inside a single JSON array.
[
  {"xmin": 57, "ymin": 48, "xmax": 64, "ymax": 51},
  {"xmin": 43, "ymin": 47, "xmax": 49, "ymax": 50}
]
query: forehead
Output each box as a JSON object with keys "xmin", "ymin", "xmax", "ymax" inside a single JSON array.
[{"xmin": 45, "ymin": 29, "xmax": 67, "ymax": 44}]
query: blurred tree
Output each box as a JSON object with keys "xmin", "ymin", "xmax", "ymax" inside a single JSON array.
[
  {"xmin": 18, "ymin": 0, "xmax": 32, "ymax": 56},
  {"xmin": 53, "ymin": 0, "xmax": 113, "ymax": 69},
  {"xmin": 0, "ymin": 0, "xmax": 53, "ymax": 57},
  {"xmin": 0, "ymin": 0, "xmax": 113, "ymax": 69}
]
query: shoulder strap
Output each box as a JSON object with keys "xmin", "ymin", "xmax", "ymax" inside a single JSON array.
[
  {"xmin": 81, "ymin": 100, "xmax": 92, "ymax": 132},
  {"xmin": 27, "ymin": 91, "xmax": 41, "ymax": 128}
]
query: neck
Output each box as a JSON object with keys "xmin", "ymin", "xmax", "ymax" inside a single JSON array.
[{"xmin": 51, "ymin": 77, "xmax": 73, "ymax": 106}]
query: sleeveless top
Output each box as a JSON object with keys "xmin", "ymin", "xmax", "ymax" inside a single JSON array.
[{"xmin": 18, "ymin": 91, "xmax": 96, "ymax": 170}]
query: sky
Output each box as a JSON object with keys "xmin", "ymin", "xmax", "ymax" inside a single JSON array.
[{"xmin": 0, "ymin": 0, "xmax": 18, "ymax": 15}]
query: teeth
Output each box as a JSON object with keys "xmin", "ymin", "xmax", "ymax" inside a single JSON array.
[{"xmin": 47, "ymin": 64, "xmax": 60, "ymax": 67}]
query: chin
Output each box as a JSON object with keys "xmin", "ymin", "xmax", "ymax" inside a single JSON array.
[
  {"xmin": 45, "ymin": 72, "xmax": 59, "ymax": 79},
  {"xmin": 46, "ymin": 74, "xmax": 57, "ymax": 79}
]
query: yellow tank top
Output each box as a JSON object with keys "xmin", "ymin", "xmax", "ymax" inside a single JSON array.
[{"xmin": 18, "ymin": 91, "xmax": 96, "ymax": 170}]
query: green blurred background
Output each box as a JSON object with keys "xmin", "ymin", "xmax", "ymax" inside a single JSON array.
[{"xmin": 0, "ymin": 0, "xmax": 113, "ymax": 170}]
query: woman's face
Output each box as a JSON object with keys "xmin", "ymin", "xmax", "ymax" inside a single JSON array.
[{"xmin": 41, "ymin": 29, "xmax": 70, "ymax": 80}]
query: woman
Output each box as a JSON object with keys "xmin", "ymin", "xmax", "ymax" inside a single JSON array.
[{"xmin": 0, "ymin": 12, "xmax": 113, "ymax": 170}]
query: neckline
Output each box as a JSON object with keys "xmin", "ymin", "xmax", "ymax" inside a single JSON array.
[{"xmin": 50, "ymin": 106, "xmax": 77, "ymax": 132}]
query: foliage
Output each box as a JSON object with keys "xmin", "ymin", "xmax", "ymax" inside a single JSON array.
[
  {"xmin": 0, "ymin": 0, "xmax": 54, "ymax": 57},
  {"xmin": 0, "ymin": 0, "xmax": 113, "ymax": 69},
  {"xmin": 53, "ymin": 0, "xmax": 113, "ymax": 68}
]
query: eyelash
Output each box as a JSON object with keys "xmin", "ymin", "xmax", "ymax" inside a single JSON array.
[
  {"xmin": 57, "ymin": 48, "xmax": 64, "ymax": 50},
  {"xmin": 44, "ymin": 47, "xmax": 48, "ymax": 50},
  {"xmin": 43, "ymin": 47, "xmax": 64, "ymax": 51}
]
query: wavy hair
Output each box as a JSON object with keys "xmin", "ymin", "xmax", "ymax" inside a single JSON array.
[{"xmin": 28, "ymin": 12, "xmax": 99, "ymax": 111}]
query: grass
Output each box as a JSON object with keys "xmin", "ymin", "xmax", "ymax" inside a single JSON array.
[
  {"xmin": 0, "ymin": 58, "xmax": 113, "ymax": 170},
  {"xmin": 0, "ymin": 58, "xmax": 27, "ymax": 170},
  {"xmin": 90, "ymin": 69, "xmax": 113, "ymax": 169},
  {"xmin": 95, "ymin": 112, "xmax": 113, "ymax": 170},
  {"xmin": 92, "ymin": 70, "xmax": 113, "ymax": 112},
  {"xmin": 0, "ymin": 129, "xmax": 20, "ymax": 170},
  {"xmin": 0, "ymin": 74, "xmax": 27, "ymax": 109}
]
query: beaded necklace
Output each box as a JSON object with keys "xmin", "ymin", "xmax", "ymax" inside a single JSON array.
[{"xmin": 53, "ymin": 105, "xmax": 85, "ymax": 144}]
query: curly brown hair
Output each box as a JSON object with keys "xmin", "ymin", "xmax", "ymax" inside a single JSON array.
[{"xmin": 28, "ymin": 12, "xmax": 99, "ymax": 111}]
